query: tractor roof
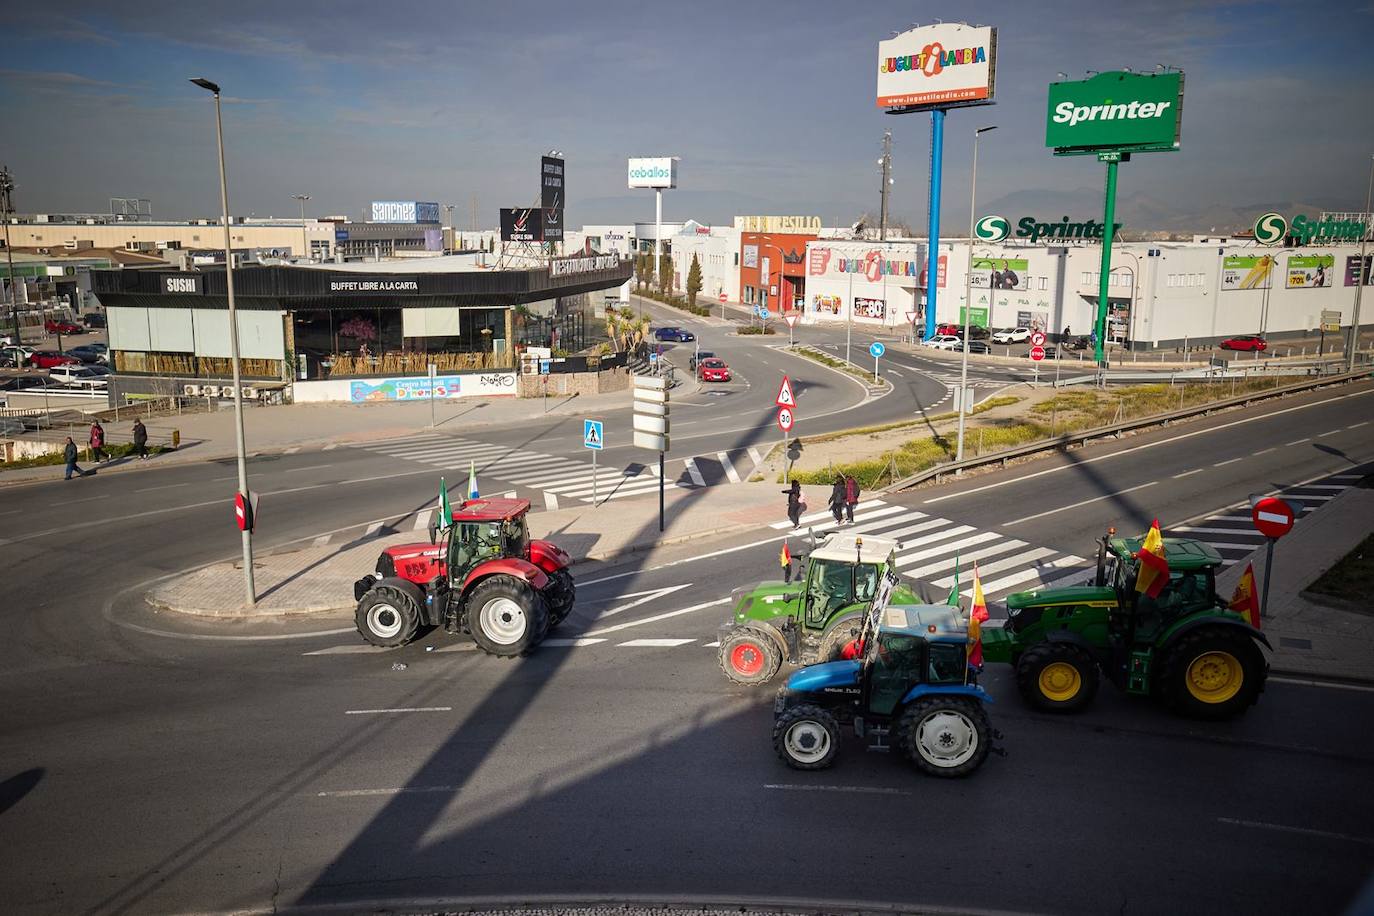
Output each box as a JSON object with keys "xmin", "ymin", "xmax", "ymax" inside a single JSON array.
[
  {"xmin": 809, "ymin": 533, "xmax": 899, "ymax": 564},
  {"xmin": 450, "ymin": 497, "xmax": 530, "ymax": 523},
  {"xmin": 879, "ymin": 604, "xmax": 968, "ymax": 643},
  {"xmin": 1111, "ymin": 536, "xmax": 1223, "ymax": 571}
]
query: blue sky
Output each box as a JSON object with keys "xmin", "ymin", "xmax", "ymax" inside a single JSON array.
[{"xmin": 3, "ymin": 0, "xmax": 1373, "ymax": 231}]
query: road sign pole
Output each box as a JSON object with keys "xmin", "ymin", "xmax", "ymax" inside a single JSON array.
[
  {"xmin": 1094, "ymin": 156, "xmax": 1119, "ymax": 367},
  {"xmin": 659, "ymin": 450, "xmax": 665, "ymax": 533},
  {"xmin": 592, "ymin": 447, "xmax": 598, "ymax": 505},
  {"xmin": 789, "ymin": 321, "xmax": 794, "ymax": 349},
  {"xmin": 873, "ymin": 353, "xmax": 879, "ymax": 383},
  {"xmin": 1261, "ymin": 537, "xmax": 1275, "ymax": 619}
]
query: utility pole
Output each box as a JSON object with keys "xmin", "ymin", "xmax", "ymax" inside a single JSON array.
[
  {"xmin": 0, "ymin": 166, "xmax": 20, "ymax": 343},
  {"xmin": 291, "ymin": 194, "xmax": 310, "ymax": 260},
  {"xmin": 444, "ymin": 204, "xmax": 455, "ymax": 250},
  {"xmin": 878, "ymin": 131, "xmax": 893, "ymax": 242},
  {"xmin": 470, "ymin": 194, "xmax": 478, "ymax": 232},
  {"xmin": 1350, "ymin": 154, "xmax": 1374, "ymax": 372}
]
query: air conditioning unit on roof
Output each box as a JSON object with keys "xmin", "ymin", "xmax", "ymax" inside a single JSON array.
[{"xmin": 182, "ymin": 384, "xmax": 201, "ymax": 396}]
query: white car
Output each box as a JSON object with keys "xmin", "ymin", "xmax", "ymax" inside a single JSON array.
[
  {"xmin": 48, "ymin": 364, "xmax": 111, "ymax": 388},
  {"xmin": 991, "ymin": 327, "xmax": 1031, "ymax": 344},
  {"xmin": 923, "ymin": 334, "xmax": 963, "ymax": 351}
]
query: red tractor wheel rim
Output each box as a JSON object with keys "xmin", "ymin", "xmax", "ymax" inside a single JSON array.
[{"xmin": 730, "ymin": 642, "xmax": 765, "ymax": 676}]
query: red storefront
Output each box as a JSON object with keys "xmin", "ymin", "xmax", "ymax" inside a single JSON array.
[{"xmin": 740, "ymin": 232, "xmax": 815, "ymax": 313}]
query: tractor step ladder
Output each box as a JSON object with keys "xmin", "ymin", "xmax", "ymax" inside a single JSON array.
[{"xmin": 1126, "ymin": 649, "xmax": 1153, "ymax": 694}]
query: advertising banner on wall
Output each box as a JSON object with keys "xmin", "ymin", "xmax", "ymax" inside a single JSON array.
[
  {"xmin": 742, "ymin": 245, "xmax": 759, "ymax": 269},
  {"xmin": 1016, "ymin": 310, "xmax": 1050, "ymax": 333},
  {"xmin": 970, "ymin": 257, "xmax": 1029, "ymax": 290},
  {"xmin": 812, "ymin": 294, "xmax": 842, "ymax": 315},
  {"xmin": 877, "ymin": 23, "xmax": 996, "ymax": 110},
  {"xmin": 759, "ymin": 256, "xmax": 770, "ymax": 285},
  {"xmin": 1046, "ymin": 71, "xmax": 1184, "ymax": 155},
  {"xmin": 918, "ymin": 254, "xmax": 947, "ymax": 288},
  {"xmin": 959, "ymin": 305, "xmax": 990, "ymax": 328},
  {"xmin": 854, "ymin": 297, "xmax": 886, "ymax": 319},
  {"xmin": 1345, "ymin": 254, "xmax": 1374, "ymax": 286},
  {"xmin": 370, "ymin": 201, "xmax": 441, "ymax": 224},
  {"xmin": 1286, "ymin": 255, "xmax": 1334, "ymax": 289},
  {"xmin": 500, "ymin": 208, "xmax": 543, "ymax": 242},
  {"xmin": 628, "ymin": 157, "xmax": 678, "ymax": 189},
  {"xmin": 1221, "ymin": 255, "xmax": 1275, "ymax": 291},
  {"xmin": 350, "ymin": 376, "xmax": 467, "ymax": 402},
  {"xmin": 541, "ymin": 156, "xmax": 565, "ymax": 209}
]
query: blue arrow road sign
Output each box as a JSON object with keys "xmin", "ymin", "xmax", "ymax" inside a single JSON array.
[
  {"xmin": 869, "ymin": 342, "xmax": 886, "ymax": 358},
  {"xmin": 584, "ymin": 419, "xmax": 604, "ymax": 450},
  {"xmin": 761, "ymin": 307, "xmax": 772, "ymax": 319}
]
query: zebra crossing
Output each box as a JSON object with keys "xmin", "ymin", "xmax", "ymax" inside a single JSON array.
[{"xmin": 351, "ymin": 434, "xmax": 767, "ymax": 508}]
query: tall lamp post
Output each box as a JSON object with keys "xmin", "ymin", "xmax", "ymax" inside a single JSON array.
[
  {"xmin": 192, "ymin": 77, "xmax": 255, "ymax": 607},
  {"xmin": 291, "ymin": 194, "xmax": 311, "ymax": 260},
  {"xmin": 956, "ymin": 125, "xmax": 997, "ymax": 465},
  {"xmin": 1350, "ymin": 154, "xmax": 1374, "ymax": 372},
  {"xmin": 0, "ymin": 165, "xmax": 20, "ymax": 343}
]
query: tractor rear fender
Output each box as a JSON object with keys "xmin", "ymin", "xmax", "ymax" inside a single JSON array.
[
  {"xmin": 899, "ymin": 683, "xmax": 993, "ymax": 707},
  {"xmin": 1159, "ymin": 615, "xmax": 1273, "ymax": 653},
  {"xmin": 460, "ymin": 558, "xmax": 550, "ymax": 595},
  {"xmin": 529, "ymin": 538, "xmax": 572, "ymax": 574}
]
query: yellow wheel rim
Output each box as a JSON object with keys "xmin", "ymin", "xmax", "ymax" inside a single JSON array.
[
  {"xmin": 1038, "ymin": 661, "xmax": 1081, "ymax": 702},
  {"xmin": 1186, "ymin": 651, "xmax": 1243, "ymax": 703}
]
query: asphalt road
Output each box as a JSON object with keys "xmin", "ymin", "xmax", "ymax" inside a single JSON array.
[{"xmin": 1, "ymin": 315, "xmax": 1372, "ymax": 913}]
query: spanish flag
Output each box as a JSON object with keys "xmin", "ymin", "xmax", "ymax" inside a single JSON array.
[
  {"xmin": 968, "ymin": 561, "xmax": 989, "ymax": 667},
  {"xmin": 1134, "ymin": 519, "xmax": 1169, "ymax": 599},
  {"xmin": 1229, "ymin": 562, "xmax": 1261, "ymax": 628},
  {"xmin": 780, "ymin": 541, "xmax": 791, "ymax": 569}
]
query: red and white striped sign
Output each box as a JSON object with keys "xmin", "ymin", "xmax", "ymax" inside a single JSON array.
[{"xmin": 1251, "ymin": 497, "xmax": 1294, "ymax": 539}]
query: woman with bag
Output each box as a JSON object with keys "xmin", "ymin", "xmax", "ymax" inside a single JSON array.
[{"xmin": 783, "ymin": 480, "xmax": 805, "ymax": 529}]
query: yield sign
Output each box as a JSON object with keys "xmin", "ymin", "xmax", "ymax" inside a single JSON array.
[
  {"xmin": 775, "ymin": 375, "xmax": 796, "ymax": 408},
  {"xmin": 906, "ymin": 311, "xmax": 917, "ymax": 323},
  {"xmin": 784, "ymin": 313, "xmax": 799, "ymax": 328}
]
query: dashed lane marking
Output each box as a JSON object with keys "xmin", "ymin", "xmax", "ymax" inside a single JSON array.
[
  {"xmin": 344, "ymin": 707, "xmax": 453, "ymax": 715},
  {"xmin": 1269, "ymin": 675, "xmax": 1374, "ymax": 694},
  {"xmin": 1216, "ymin": 817, "xmax": 1374, "ymax": 846},
  {"xmin": 618, "ymin": 638, "xmax": 698, "ymax": 647},
  {"xmin": 1173, "ymin": 469, "xmax": 1203, "ymax": 479},
  {"xmin": 765, "ymin": 784, "xmax": 911, "ymax": 796},
  {"xmin": 1003, "ymin": 481, "xmax": 1158, "ymax": 527}
]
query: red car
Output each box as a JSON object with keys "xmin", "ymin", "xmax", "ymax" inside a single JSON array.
[
  {"xmin": 1219, "ymin": 335, "xmax": 1267, "ymax": 352},
  {"xmin": 45, "ymin": 319, "xmax": 82, "ymax": 334},
  {"xmin": 30, "ymin": 350, "xmax": 81, "ymax": 369},
  {"xmin": 936, "ymin": 323, "xmax": 961, "ymax": 336},
  {"xmin": 697, "ymin": 358, "xmax": 732, "ymax": 382}
]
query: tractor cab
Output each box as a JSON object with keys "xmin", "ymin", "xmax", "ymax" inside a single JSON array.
[
  {"xmin": 798, "ymin": 534, "xmax": 888, "ymax": 632},
  {"xmin": 1101, "ymin": 535, "xmax": 1225, "ymax": 641},
  {"xmin": 443, "ymin": 499, "xmax": 533, "ymax": 582}
]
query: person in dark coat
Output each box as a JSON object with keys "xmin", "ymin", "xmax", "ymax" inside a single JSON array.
[
  {"xmin": 89, "ymin": 421, "xmax": 106, "ymax": 463},
  {"xmin": 844, "ymin": 474, "xmax": 860, "ymax": 523},
  {"xmin": 132, "ymin": 419, "xmax": 149, "ymax": 460},
  {"xmin": 829, "ymin": 475, "xmax": 846, "ymax": 525},
  {"xmin": 783, "ymin": 480, "xmax": 803, "ymax": 529},
  {"xmin": 63, "ymin": 437, "xmax": 87, "ymax": 480}
]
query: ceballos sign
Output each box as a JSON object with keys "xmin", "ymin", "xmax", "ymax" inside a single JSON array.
[{"xmin": 1252, "ymin": 212, "xmax": 1367, "ymax": 246}]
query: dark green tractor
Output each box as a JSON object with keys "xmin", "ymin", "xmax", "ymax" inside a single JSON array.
[
  {"xmin": 981, "ymin": 528, "xmax": 1271, "ymax": 719},
  {"xmin": 717, "ymin": 533, "xmax": 921, "ymax": 686}
]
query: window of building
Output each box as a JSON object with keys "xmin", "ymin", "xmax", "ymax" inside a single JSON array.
[{"xmin": 1039, "ymin": 277, "xmax": 1048, "ymax": 290}]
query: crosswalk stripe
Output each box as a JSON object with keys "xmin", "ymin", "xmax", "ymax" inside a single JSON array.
[
  {"xmin": 1298, "ymin": 484, "xmax": 1350, "ymax": 490},
  {"xmin": 860, "ymin": 515, "xmax": 940, "ymax": 541},
  {"xmin": 364, "ymin": 522, "xmax": 384, "ymax": 537},
  {"xmin": 544, "ymin": 492, "xmax": 560, "ymax": 511},
  {"xmin": 747, "ymin": 447, "xmax": 764, "ymax": 469},
  {"xmin": 929, "ymin": 547, "xmax": 1055, "ymax": 588},
  {"xmin": 618, "ymin": 638, "xmax": 698, "ymax": 647},
  {"xmin": 542, "ymin": 637, "xmax": 608, "ymax": 647},
  {"xmin": 412, "ymin": 511, "xmax": 431, "ymax": 530},
  {"xmin": 978, "ymin": 557, "xmax": 1087, "ymax": 595},
  {"xmin": 893, "ymin": 527, "xmax": 981, "ymax": 560},
  {"xmin": 718, "ymin": 451, "xmax": 741, "ymax": 484},
  {"xmin": 556, "ymin": 476, "xmax": 659, "ymax": 499},
  {"xmin": 684, "ymin": 458, "xmax": 707, "ymax": 487},
  {"xmin": 772, "ymin": 499, "xmax": 889, "ymax": 529},
  {"xmin": 901, "ymin": 540, "xmax": 1030, "ymax": 580}
]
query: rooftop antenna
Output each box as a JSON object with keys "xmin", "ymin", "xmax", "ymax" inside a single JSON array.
[
  {"xmin": 1056, "ymin": 71, "xmax": 1069, "ymax": 80},
  {"xmin": 1086, "ymin": 70, "xmax": 1099, "ymax": 77}
]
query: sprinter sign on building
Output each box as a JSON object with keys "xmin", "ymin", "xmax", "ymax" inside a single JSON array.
[{"xmin": 1046, "ymin": 71, "xmax": 1184, "ymax": 155}]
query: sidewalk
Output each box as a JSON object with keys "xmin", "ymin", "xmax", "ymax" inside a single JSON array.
[
  {"xmin": 147, "ymin": 480, "xmax": 828, "ymax": 617},
  {"xmin": 1215, "ymin": 484, "xmax": 1374, "ymax": 683}
]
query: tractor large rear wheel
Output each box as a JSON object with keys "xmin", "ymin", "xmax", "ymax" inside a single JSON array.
[
  {"xmin": 773, "ymin": 704, "xmax": 841, "ymax": 770},
  {"xmin": 897, "ymin": 698, "xmax": 991, "ymax": 778},
  {"xmin": 1160, "ymin": 627, "xmax": 1265, "ymax": 719},
  {"xmin": 355, "ymin": 586, "xmax": 421, "ymax": 648},
  {"xmin": 545, "ymin": 568, "xmax": 575, "ymax": 628},
  {"xmin": 1015, "ymin": 642, "xmax": 1100, "ymax": 713},
  {"xmin": 718, "ymin": 627, "xmax": 782, "ymax": 686},
  {"xmin": 817, "ymin": 614, "xmax": 865, "ymax": 662},
  {"xmin": 465, "ymin": 576, "xmax": 549, "ymax": 658}
]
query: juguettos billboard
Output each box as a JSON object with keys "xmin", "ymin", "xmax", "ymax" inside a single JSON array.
[
  {"xmin": 1045, "ymin": 71, "xmax": 1184, "ymax": 155},
  {"xmin": 876, "ymin": 23, "xmax": 996, "ymax": 110},
  {"xmin": 628, "ymin": 157, "xmax": 678, "ymax": 189}
]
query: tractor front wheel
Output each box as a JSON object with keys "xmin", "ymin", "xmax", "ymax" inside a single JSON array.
[
  {"xmin": 897, "ymin": 698, "xmax": 991, "ymax": 778},
  {"xmin": 773, "ymin": 704, "xmax": 841, "ymax": 770},
  {"xmin": 718, "ymin": 628, "xmax": 782, "ymax": 686},
  {"xmin": 355, "ymin": 586, "xmax": 421, "ymax": 648},
  {"xmin": 1160, "ymin": 628, "xmax": 1265, "ymax": 719},
  {"xmin": 465, "ymin": 576, "xmax": 549, "ymax": 658},
  {"xmin": 545, "ymin": 568, "xmax": 576, "ymax": 628},
  {"xmin": 1015, "ymin": 643, "xmax": 1100, "ymax": 713}
]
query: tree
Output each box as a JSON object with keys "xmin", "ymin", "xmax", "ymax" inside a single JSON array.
[
  {"xmin": 686, "ymin": 253, "xmax": 702, "ymax": 309},
  {"xmin": 658, "ymin": 253, "xmax": 672, "ymax": 295},
  {"xmin": 636, "ymin": 253, "xmax": 650, "ymax": 290}
]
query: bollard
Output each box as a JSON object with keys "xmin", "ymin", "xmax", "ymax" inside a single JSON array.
[{"xmin": 171, "ymin": 429, "xmax": 180, "ymax": 449}]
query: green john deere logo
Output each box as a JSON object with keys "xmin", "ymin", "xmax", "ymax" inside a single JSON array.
[
  {"xmin": 975, "ymin": 214, "xmax": 1010, "ymax": 242},
  {"xmin": 1253, "ymin": 212, "xmax": 1287, "ymax": 246}
]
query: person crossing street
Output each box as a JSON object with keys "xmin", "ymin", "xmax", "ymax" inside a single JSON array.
[
  {"xmin": 829, "ymin": 475, "xmax": 846, "ymax": 526},
  {"xmin": 783, "ymin": 480, "xmax": 804, "ymax": 529},
  {"xmin": 844, "ymin": 474, "xmax": 859, "ymax": 524}
]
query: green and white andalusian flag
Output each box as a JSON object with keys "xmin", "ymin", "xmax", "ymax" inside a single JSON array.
[
  {"xmin": 438, "ymin": 477, "xmax": 452, "ymax": 527},
  {"xmin": 946, "ymin": 552, "xmax": 961, "ymax": 607}
]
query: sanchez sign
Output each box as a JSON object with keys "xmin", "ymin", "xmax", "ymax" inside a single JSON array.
[{"xmin": 1046, "ymin": 71, "xmax": 1184, "ymax": 155}]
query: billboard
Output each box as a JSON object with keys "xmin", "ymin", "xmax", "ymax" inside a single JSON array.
[
  {"xmin": 500, "ymin": 208, "xmax": 543, "ymax": 242},
  {"xmin": 628, "ymin": 157, "xmax": 678, "ymax": 189},
  {"xmin": 1221, "ymin": 255, "xmax": 1275, "ymax": 291},
  {"xmin": 541, "ymin": 207, "xmax": 564, "ymax": 242},
  {"xmin": 1345, "ymin": 255, "xmax": 1373, "ymax": 287},
  {"xmin": 1286, "ymin": 255, "xmax": 1333, "ymax": 289},
  {"xmin": 742, "ymin": 244, "xmax": 759, "ymax": 269},
  {"xmin": 541, "ymin": 156, "xmax": 565, "ymax": 209},
  {"xmin": 877, "ymin": 24, "xmax": 996, "ymax": 110},
  {"xmin": 1046, "ymin": 71, "xmax": 1184, "ymax": 155},
  {"xmin": 970, "ymin": 257, "xmax": 1029, "ymax": 291},
  {"xmin": 370, "ymin": 201, "xmax": 441, "ymax": 224},
  {"xmin": 854, "ymin": 297, "xmax": 886, "ymax": 319}
]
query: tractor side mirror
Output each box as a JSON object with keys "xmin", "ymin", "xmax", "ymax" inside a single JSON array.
[{"xmin": 428, "ymin": 520, "xmax": 438, "ymax": 546}]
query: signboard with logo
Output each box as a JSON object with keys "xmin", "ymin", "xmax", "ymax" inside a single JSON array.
[
  {"xmin": 628, "ymin": 157, "xmax": 678, "ymax": 189},
  {"xmin": 1345, "ymin": 254, "xmax": 1373, "ymax": 287},
  {"xmin": 1255, "ymin": 212, "xmax": 1367, "ymax": 246},
  {"xmin": 160, "ymin": 273, "xmax": 203, "ymax": 295},
  {"xmin": 958, "ymin": 305, "xmax": 989, "ymax": 328},
  {"xmin": 1286, "ymin": 255, "xmax": 1334, "ymax": 289},
  {"xmin": 1221, "ymin": 255, "xmax": 1275, "ymax": 291},
  {"xmin": 970, "ymin": 257, "xmax": 1029, "ymax": 291},
  {"xmin": 541, "ymin": 207, "xmax": 563, "ymax": 242},
  {"xmin": 876, "ymin": 23, "xmax": 997, "ymax": 110},
  {"xmin": 327, "ymin": 276, "xmax": 420, "ymax": 294},
  {"xmin": 736, "ymin": 215, "xmax": 822, "ymax": 233},
  {"xmin": 370, "ymin": 201, "xmax": 440, "ymax": 224},
  {"xmin": 549, "ymin": 254, "xmax": 622, "ymax": 278},
  {"xmin": 541, "ymin": 156, "xmax": 565, "ymax": 209},
  {"xmin": 500, "ymin": 208, "xmax": 543, "ymax": 242},
  {"xmin": 854, "ymin": 297, "xmax": 886, "ymax": 319},
  {"xmin": 1046, "ymin": 71, "xmax": 1184, "ymax": 155},
  {"xmin": 919, "ymin": 254, "xmax": 947, "ymax": 288}
]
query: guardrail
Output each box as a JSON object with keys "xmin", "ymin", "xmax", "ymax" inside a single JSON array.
[
  {"xmin": 1053, "ymin": 356, "xmax": 1356, "ymax": 388},
  {"xmin": 888, "ymin": 368, "xmax": 1371, "ymax": 492}
]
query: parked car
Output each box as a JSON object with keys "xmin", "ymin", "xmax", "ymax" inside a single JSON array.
[
  {"xmin": 68, "ymin": 344, "xmax": 109, "ymax": 364},
  {"xmin": 923, "ymin": 334, "xmax": 963, "ymax": 351},
  {"xmin": 968, "ymin": 325, "xmax": 991, "ymax": 340},
  {"xmin": 654, "ymin": 326, "xmax": 695, "ymax": 342},
  {"xmin": 1, "ymin": 345, "xmax": 36, "ymax": 367},
  {"xmin": 697, "ymin": 358, "xmax": 732, "ymax": 382},
  {"xmin": 1063, "ymin": 335, "xmax": 1093, "ymax": 351},
  {"xmin": 966, "ymin": 340, "xmax": 992, "ymax": 355},
  {"xmin": 82, "ymin": 313, "xmax": 107, "ymax": 329},
  {"xmin": 1219, "ymin": 334, "xmax": 1267, "ymax": 352},
  {"xmin": 30, "ymin": 350, "xmax": 80, "ymax": 369},
  {"xmin": 688, "ymin": 350, "xmax": 717, "ymax": 373},
  {"xmin": 991, "ymin": 327, "xmax": 1031, "ymax": 344},
  {"xmin": 0, "ymin": 376, "xmax": 47, "ymax": 392},
  {"xmin": 45, "ymin": 319, "xmax": 83, "ymax": 335},
  {"xmin": 49, "ymin": 364, "xmax": 111, "ymax": 386},
  {"xmin": 935, "ymin": 322, "xmax": 962, "ymax": 336}
]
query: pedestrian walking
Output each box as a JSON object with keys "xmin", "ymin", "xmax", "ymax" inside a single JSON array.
[
  {"xmin": 63, "ymin": 436, "xmax": 88, "ymax": 480},
  {"xmin": 829, "ymin": 475, "xmax": 846, "ymax": 526},
  {"xmin": 132, "ymin": 418, "xmax": 149, "ymax": 460},
  {"xmin": 89, "ymin": 420, "xmax": 106, "ymax": 463},
  {"xmin": 844, "ymin": 474, "xmax": 860, "ymax": 524},
  {"xmin": 783, "ymin": 480, "xmax": 804, "ymax": 529}
]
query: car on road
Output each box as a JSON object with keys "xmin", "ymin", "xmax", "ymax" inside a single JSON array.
[
  {"xmin": 48, "ymin": 364, "xmax": 111, "ymax": 387},
  {"xmin": 654, "ymin": 326, "xmax": 695, "ymax": 342},
  {"xmin": 697, "ymin": 357, "xmax": 732, "ymax": 382},
  {"xmin": 68, "ymin": 344, "xmax": 109, "ymax": 364},
  {"xmin": 923, "ymin": 334, "xmax": 963, "ymax": 351},
  {"xmin": 82, "ymin": 313, "xmax": 107, "ymax": 328},
  {"xmin": 687, "ymin": 350, "xmax": 716, "ymax": 372},
  {"xmin": 30, "ymin": 350, "xmax": 80, "ymax": 369},
  {"xmin": 45, "ymin": 318, "xmax": 83, "ymax": 335},
  {"xmin": 991, "ymin": 327, "xmax": 1031, "ymax": 344},
  {"xmin": 1219, "ymin": 334, "xmax": 1267, "ymax": 352}
]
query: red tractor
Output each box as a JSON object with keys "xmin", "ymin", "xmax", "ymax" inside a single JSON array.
[{"xmin": 352, "ymin": 497, "xmax": 575, "ymax": 657}]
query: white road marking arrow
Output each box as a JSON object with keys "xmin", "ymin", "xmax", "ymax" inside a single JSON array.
[{"xmin": 594, "ymin": 583, "xmax": 693, "ymax": 619}]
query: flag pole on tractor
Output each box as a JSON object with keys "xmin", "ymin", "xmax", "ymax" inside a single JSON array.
[
  {"xmin": 946, "ymin": 553, "xmax": 961, "ymax": 607},
  {"xmin": 438, "ymin": 477, "xmax": 451, "ymax": 527},
  {"xmin": 968, "ymin": 562, "xmax": 989, "ymax": 668},
  {"xmin": 1228, "ymin": 562, "xmax": 1261, "ymax": 628},
  {"xmin": 468, "ymin": 460, "xmax": 479, "ymax": 501},
  {"xmin": 1134, "ymin": 519, "xmax": 1169, "ymax": 598}
]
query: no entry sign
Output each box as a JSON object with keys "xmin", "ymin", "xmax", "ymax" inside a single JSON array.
[
  {"xmin": 777, "ymin": 407, "xmax": 794, "ymax": 433},
  {"xmin": 719, "ymin": 292, "xmax": 728, "ymax": 303},
  {"xmin": 1251, "ymin": 496, "xmax": 1295, "ymax": 539},
  {"xmin": 1029, "ymin": 345, "xmax": 1046, "ymax": 362}
]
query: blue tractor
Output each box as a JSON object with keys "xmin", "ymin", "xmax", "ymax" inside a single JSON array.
[{"xmin": 771, "ymin": 581, "xmax": 1002, "ymax": 778}]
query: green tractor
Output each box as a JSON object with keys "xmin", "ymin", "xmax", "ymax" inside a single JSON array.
[
  {"xmin": 981, "ymin": 528, "xmax": 1271, "ymax": 719},
  {"xmin": 717, "ymin": 533, "xmax": 921, "ymax": 686}
]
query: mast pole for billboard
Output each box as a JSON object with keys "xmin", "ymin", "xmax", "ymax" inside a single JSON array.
[
  {"xmin": 925, "ymin": 108, "xmax": 945, "ymax": 341},
  {"xmin": 1349, "ymin": 154, "xmax": 1373, "ymax": 372},
  {"xmin": 1094, "ymin": 154, "xmax": 1121, "ymax": 367},
  {"xmin": 655, "ymin": 188, "xmax": 662, "ymax": 291}
]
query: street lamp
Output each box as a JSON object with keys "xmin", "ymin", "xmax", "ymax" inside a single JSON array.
[
  {"xmin": 757, "ymin": 235, "xmax": 787, "ymax": 328},
  {"xmin": 0, "ymin": 165, "xmax": 19, "ymax": 344},
  {"xmin": 291, "ymin": 194, "xmax": 311, "ymax": 260},
  {"xmin": 956, "ymin": 125, "xmax": 997, "ymax": 465},
  {"xmin": 1350, "ymin": 154, "xmax": 1374, "ymax": 372},
  {"xmin": 191, "ymin": 76, "xmax": 256, "ymax": 607}
]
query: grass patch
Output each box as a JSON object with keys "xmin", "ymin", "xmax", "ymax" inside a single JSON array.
[
  {"xmin": 795, "ymin": 346, "xmax": 885, "ymax": 386},
  {"xmin": 1306, "ymin": 533, "xmax": 1374, "ymax": 604},
  {"xmin": 737, "ymin": 325, "xmax": 777, "ymax": 335},
  {"xmin": 3, "ymin": 441, "xmax": 172, "ymax": 470}
]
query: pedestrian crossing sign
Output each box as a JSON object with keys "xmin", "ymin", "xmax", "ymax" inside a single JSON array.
[{"xmin": 584, "ymin": 419, "xmax": 604, "ymax": 450}]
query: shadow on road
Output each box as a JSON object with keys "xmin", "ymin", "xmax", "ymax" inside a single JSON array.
[{"xmin": 0, "ymin": 768, "xmax": 43, "ymax": 821}]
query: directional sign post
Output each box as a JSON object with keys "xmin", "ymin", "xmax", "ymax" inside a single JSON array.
[
  {"xmin": 633, "ymin": 376, "xmax": 670, "ymax": 531},
  {"xmin": 869, "ymin": 341, "xmax": 885, "ymax": 382},
  {"xmin": 1250, "ymin": 494, "xmax": 1301, "ymax": 618},
  {"xmin": 584, "ymin": 419, "xmax": 604, "ymax": 504}
]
